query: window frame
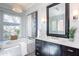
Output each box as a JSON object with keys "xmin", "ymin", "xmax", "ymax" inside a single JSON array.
[{"xmin": 2, "ymin": 13, "xmax": 21, "ymax": 40}]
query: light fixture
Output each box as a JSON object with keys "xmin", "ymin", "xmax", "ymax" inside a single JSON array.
[
  {"xmin": 73, "ymin": 9, "xmax": 79, "ymax": 20},
  {"xmin": 12, "ymin": 4, "xmax": 23, "ymax": 13},
  {"xmin": 41, "ymin": 16, "xmax": 46, "ymax": 23}
]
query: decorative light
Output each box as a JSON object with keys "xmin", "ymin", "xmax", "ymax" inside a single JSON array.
[
  {"xmin": 73, "ymin": 9, "xmax": 79, "ymax": 20},
  {"xmin": 41, "ymin": 16, "xmax": 46, "ymax": 23},
  {"xmin": 12, "ymin": 4, "xmax": 23, "ymax": 13}
]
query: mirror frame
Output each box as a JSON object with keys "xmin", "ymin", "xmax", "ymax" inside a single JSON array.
[{"xmin": 47, "ymin": 3, "xmax": 69, "ymax": 38}]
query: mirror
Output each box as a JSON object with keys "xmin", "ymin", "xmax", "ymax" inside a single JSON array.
[{"xmin": 47, "ymin": 3, "xmax": 69, "ymax": 38}]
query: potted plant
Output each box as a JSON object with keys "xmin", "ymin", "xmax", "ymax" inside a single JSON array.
[
  {"xmin": 10, "ymin": 29, "xmax": 20, "ymax": 40},
  {"xmin": 15, "ymin": 29, "xmax": 20, "ymax": 38},
  {"xmin": 69, "ymin": 27, "xmax": 77, "ymax": 41}
]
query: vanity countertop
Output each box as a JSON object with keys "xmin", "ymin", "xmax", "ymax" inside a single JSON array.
[{"xmin": 36, "ymin": 37, "xmax": 79, "ymax": 49}]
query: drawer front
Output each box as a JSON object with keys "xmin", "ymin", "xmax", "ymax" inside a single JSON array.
[
  {"xmin": 35, "ymin": 39, "xmax": 42, "ymax": 47},
  {"xmin": 36, "ymin": 39, "xmax": 42, "ymax": 44},
  {"xmin": 64, "ymin": 51, "xmax": 76, "ymax": 56},
  {"xmin": 63, "ymin": 46, "xmax": 76, "ymax": 56}
]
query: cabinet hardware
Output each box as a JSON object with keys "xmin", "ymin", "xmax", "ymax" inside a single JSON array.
[{"xmin": 67, "ymin": 49, "xmax": 74, "ymax": 52}]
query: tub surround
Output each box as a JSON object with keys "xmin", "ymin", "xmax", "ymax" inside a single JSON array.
[{"xmin": 0, "ymin": 38, "xmax": 35, "ymax": 56}]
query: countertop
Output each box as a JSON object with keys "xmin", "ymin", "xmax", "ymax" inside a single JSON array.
[{"xmin": 36, "ymin": 37, "xmax": 79, "ymax": 49}]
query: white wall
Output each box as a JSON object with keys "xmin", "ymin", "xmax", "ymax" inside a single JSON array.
[
  {"xmin": 21, "ymin": 15, "xmax": 27, "ymax": 38},
  {"xmin": 25, "ymin": 3, "xmax": 79, "ymax": 49}
]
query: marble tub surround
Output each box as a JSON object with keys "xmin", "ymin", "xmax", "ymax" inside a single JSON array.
[
  {"xmin": 0, "ymin": 37, "xmax": 35, "ymax": 49},
  {"xmin": 0, "ymin": 40, "xmax": 9, "ymax": 45},
  {"xmin": 0, "ymin": 38, "xmax": 35, "ymax": 56},
  {"xmin": 0, "ymin": 39, "xmax": 23, "ymax": 56}
]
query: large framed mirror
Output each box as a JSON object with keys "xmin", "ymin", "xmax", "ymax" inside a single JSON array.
[{"xmin": 47, "ymin": 3, "xmax": 69, "ymax": 38}]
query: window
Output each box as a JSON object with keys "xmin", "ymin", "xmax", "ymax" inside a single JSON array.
[
  {"xmin": 3, "ymin": 14, "xmax": 21, "ymax": 40},
  {"xmin": 3, "ymin": 14, "xmax": 21, "ymax": 24}
]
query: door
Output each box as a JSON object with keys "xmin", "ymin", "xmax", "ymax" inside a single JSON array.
[{"xmin": 27, "ymin": 11, "xmax": 38, "ymax": 37}]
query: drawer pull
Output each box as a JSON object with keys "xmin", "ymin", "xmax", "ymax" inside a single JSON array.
[
  {"xmin": 37, "ymin": 52, "xmax": 40, "ymax": 55},
  {"xmin": 67, "ymin": 49, "xmax": 74, "ymax": 52}
]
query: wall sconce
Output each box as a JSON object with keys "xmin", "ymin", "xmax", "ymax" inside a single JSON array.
[
  {"xmin": 73, "ymin": 9, "xmax": 79, "ymax": 20},
  {"xmin": 41, "ymin": 17, "xmax": 46, "ymax": 23}
]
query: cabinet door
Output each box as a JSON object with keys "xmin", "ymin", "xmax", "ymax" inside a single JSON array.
[
  {"xmin": 41, "ymin": 41, "xmax": 62, "ymax": 56},
  {"xmin": 35, "ymin": 39, "xmax": 42, "ymax": 56},
  {"xmin": 27, "ymin": 11, "xmax": 38, "ymax": 37},
  {"xmin": 48, "ymin": 43, "xmax": 61, "ymax": 56},
  {"xmin": 41, "ymin": 41, "xmax": 50, "ymax": 56}
]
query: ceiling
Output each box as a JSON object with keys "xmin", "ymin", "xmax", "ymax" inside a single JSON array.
[{"xmin": 0, "ymin": 3, "xmax": 36, "ymax": 13}]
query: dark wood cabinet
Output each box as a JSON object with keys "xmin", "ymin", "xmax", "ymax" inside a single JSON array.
[
  {"xmin": 41, "ymin": 41, "xmax": 50, "ymax": 56},
  {"xmin": 35, "ymin": 39, "xmax": 62, "ymax": 56},
  {"xmin": 76, "ymin": 49, "xmax": 79, "ymax": 56},
  {"xmin": 35, "ymin": 40, "xmax": 42, "ymax": 56},
  {"xmin": 35, "ymin": 39, "xmax": 79, "ymax": 56},
  {"xmin": 48, "ymin": 42, "xmax": 62, "ymax": 56}
]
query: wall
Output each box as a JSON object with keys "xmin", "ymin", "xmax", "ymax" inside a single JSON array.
[
  {"xmin": 0, "ymin": 11, "xmax": 3, "ymax": 40},
  {"xmin": 21, "ymin": 15, "xmax": 27, "ymax": 38},
  {"xmin": 25, "ymin": 3, "xmax": 79, "ymax": 49}
]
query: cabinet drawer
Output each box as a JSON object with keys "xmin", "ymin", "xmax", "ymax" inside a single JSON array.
[
  {"xmin": 36, "ymin": 39, "xmax": 42, "ymax": 47},
  {"xmin": 36, "ymin": 39, "xmax": 42, "ymax": 44},
  {"xmin": 63, "ymin": 46, "xmax": 76, "ymax": 56},
  {"xmin": 64, "ymin": 46, "xmax": 76, "ymax": 52},
  {"xmin": 64, "ymin": 51, "xmax": 76, "ymax": 56}
]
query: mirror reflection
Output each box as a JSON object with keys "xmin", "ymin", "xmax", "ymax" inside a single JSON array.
[
  {"xmin": 47, "ymin": 3, "xmax": 69, "ymax": 38},
  {"xmin": 49, "ymin": 4, "xmax": 65, "ymax": 34}
]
